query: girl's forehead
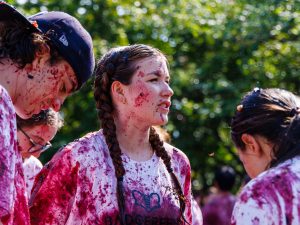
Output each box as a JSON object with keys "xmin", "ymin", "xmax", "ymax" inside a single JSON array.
[{"xmin": 135, "ymin": 56, "xmax": 166, "ymax": 68}]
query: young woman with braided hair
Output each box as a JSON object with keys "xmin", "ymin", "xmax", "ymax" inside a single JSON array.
[
  {"xmin": 29, "ymin": 44, "xmax": 193, "ymax": 225},
  {"xmin": 230, "ymin": 88, "xmax": 300, "ymax": 225}
]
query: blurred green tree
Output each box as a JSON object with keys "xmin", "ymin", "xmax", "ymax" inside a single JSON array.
[{"xmin": 9, "ymin": 0, "xmax": 300, "ymax": 191}]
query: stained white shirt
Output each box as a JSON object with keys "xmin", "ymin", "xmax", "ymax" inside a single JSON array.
[
  {"xmin": 23, "ymin": 156, "xmax": 43, "ymax": 198},
  {"xmin": 232, "ymin": 156, "xmax": 300, "ymax": 225}
]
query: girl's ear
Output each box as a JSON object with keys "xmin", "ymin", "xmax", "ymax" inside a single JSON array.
[
  {"xmin": 111, "ymin": 81, "xmax": 127, "ymax": 104},
  {"xmin": 241, "ymin": 133, "xmax": 261, "ymax": 155}
]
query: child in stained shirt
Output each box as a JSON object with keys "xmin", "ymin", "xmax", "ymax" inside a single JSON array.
[
  {"xmin": 230, "ymin": 88, "xmax": 300, "ymax": 225},
  {"xmin": 30, "ymin": 44, "xmax": 192, "ymax": 225},
  {"xmin": 17, "ymin": 109, "xmax": 63, "ymax": 197},
  {"xmin": 0, "ymin": 2, "xmax": 94, "ymax": 224},
  {"xmin": 202, "ymin": 166, "xmax": 236, "ymax": 225}
]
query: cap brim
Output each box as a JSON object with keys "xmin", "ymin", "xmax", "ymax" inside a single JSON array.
[{"xmin": 0, "ymin": 2, "xmax": 37, "ymax": 31}]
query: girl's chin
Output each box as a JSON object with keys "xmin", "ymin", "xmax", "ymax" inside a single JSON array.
[{"xmin": 154, "ymin": 120, "xmax": 168, "ymax": 126}]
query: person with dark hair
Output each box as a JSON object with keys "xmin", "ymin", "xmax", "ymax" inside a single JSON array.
[
  {"xmin": 29, "ymin": 44, "xmax": 192, "ymax": 225},
  {"xmin": 17, "ymin": 109, "xmax": 64, "ymax": 159},
  {"xmin": 230, "ymin": 88, "xmax": 300, "ymax": 225},
  {"xmin": 0, "ymin": 2, "xmax": 94, "ymax": 224},
  {"xmin": 17, "ymin": 109, "xmax": 63, "ymax": 197},
  {"xmin": 214, "ymin": 166, "xmax": 236, "ymax": 192},
  {"xmin": 202, "ymin": 166, "xmax": 236, "ymax": 225}
]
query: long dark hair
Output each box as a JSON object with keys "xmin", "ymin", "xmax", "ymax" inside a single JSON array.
[
  {"xmin": 93, "ymin": 44, "xmax": 187, "ymax": 224},
  {"xmin": 0, "ymin": 19, "xmax": 61, "ymax": 67},
  {"xmin": 231, "ymin": 88, "xmax": 300, "ymax": 167}
]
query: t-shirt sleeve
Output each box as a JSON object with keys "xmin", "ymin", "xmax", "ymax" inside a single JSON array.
[
  {"xmin": 184, "ymin": 160, "xmax": 193, "ymax": 224},
  {"xmin": 29, "ymin": 147, "xmax": 79, "ymax": 225},
  {"xmin": 191, "ymin": 197, "xmax": 203, "ymax": 225},
  {"xmin": 0, "ymin": 87, "xmax": 17, "ymax": 219},
  {"xmin": 170, "ymin": 146, "xmax": 193, "ymax": 224}
]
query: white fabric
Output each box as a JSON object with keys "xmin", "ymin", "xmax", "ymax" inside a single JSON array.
[
  {"xmin": 191, "ymin": 197, "xmax": 203, "ymax": 225},
  {"xmin": 23, "ymin": 156, "xmax": 43, "ymax": 198},
  {"xmin": 0, "ymin": 85, "xmax": 30, "ymax": 225},
  {"xmin": 232, "ymin": 156, "xmax": 300, "ymax": 225},
  {"xmin": 30, "ymin": 130, "xmax": 192, "ymax": 225}
]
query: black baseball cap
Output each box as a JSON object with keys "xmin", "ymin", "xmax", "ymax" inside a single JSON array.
[{"xmin": 0, "ymin": 1, "xmax": 95, "ymax": 89}]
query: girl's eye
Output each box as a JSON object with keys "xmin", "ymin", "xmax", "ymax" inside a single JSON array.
[{"xmin": 149, "ymin": 78, "xmax": 158, "ymax": 82}]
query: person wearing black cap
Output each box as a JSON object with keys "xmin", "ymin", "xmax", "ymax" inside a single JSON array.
[{"xmin": 0, "ymin": 2, "xmax": 94, "ymax": 224}]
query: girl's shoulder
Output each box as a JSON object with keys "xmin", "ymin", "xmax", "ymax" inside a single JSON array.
[
  {"xmin": 164, "ymin": 142, "xmax": 191, "ymax": 167},
  {"xmin": 52, "ymin": 130, "xmax": 109, "ymax": 164},
  {"xmin": 239, "ymin": 157, "xmax": 300, "ymax": 204},
  {"xmin": 66, "ymin": 130, "xmax": 106, "ymax": 150}
]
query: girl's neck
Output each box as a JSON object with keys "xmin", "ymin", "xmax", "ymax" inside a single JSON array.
[{"xmin": 114, "ymin": 116, "xmax": 153, "ymax": 161}]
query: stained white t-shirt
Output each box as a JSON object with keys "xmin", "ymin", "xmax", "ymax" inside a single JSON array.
[
  {"xmin": 23, "ymin": 156, "xmax": 43, "ymax": 198},
  {"xmin": 232, "ymin": 156, "xmax": 300, "ymax": 225},
  {"xmin": 0, "ymin": 85, "xmax": 30, "ymax": 225},
  {"xmin": 191, "ymin": 197, "xmax": 203, "ymax": 225},
  {"xmin": 30, "ymin": 130, "xmax": 192, "ymax": 225}
]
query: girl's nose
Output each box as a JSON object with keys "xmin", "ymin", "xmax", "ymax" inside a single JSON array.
[{"xmin": 161, "ymin": 83, "xmax": 174, "ymax": 97}]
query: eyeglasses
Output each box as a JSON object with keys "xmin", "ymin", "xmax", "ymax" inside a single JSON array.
[{"xmin": 18, "ymin": 127, "xmax": 52, "ymax": 154}]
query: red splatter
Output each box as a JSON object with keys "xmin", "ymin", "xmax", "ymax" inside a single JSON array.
[
  {"xmin": 0, "ymin": 86, "xmax": 30, "ymax": 224},
  {"xmin": 137, "ymin": 71, "xmax": 145, "ymax": 78},
  {"xmin": 29, "ymin": 151, "xmax": 79, "ymax": 225},
  {"xmin": 134, "ymin": 92, "xmax": 150, "ymax": 107}
]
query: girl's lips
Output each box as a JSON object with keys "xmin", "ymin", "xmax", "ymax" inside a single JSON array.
[
  {"xmin": 158, "ymin": 101, "xmax": 171, "ymax": 113},
  {"xmin": 158, "ymin": 100, "xmax": 171, "ymax": 108}
]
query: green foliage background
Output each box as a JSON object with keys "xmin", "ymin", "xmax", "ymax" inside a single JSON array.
[{"xmin": 10, "ymin": 0, "xmax": 300, "ymax": 191}]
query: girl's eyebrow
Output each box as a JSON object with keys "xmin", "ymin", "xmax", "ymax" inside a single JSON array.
[
  {"xmin": 146, "ymin": 69, "xmax": 170, "ymax": 80},
  {"xmin": 146, "ymin": 70, "xmax": 171, "ymax": 81},
  {"xmin": 146, "ymin": 70, "xmax": 162, "ymax": 76}
]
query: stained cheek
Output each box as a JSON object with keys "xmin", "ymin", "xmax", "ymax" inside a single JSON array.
[
  {"xmin": 39, "ymin": 65, "xmax": 65, "ymax": 96},
  {"xmin": 40, "ymin": 126, "xmax": 57, "ymax": 141},
  {"xmin": 137, "ymin": 71, "xmax": 145, "ymax": 78},
  {"xmin": 133, "ymin": 81, "xmax": 151, "ymax": 107},
  {"xmin": 18, "ymin": 137, "xmax": 31, "ymax": 154},
  {"xmin": 25, "ymin": 67, "xmax": 64, "ymax": 102}
]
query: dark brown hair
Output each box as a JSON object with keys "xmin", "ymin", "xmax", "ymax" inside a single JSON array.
[
  {"xmin": 231, "ymin": 88, "xmax": 300, "ymax": 167},
  {"xmin": 17, "ymin": 109, "xmax": 64, "ymax": 130},
  {"xmin": 153, "ymin": 126, "xmax": 172, "ymax": 143},
  {"xmin": 93, "ymin": 44, "xmax": 187, "ymax": 224},
  {"xmin": 0, "ymin": 19, "xmax": 61, "ymax": 67}
]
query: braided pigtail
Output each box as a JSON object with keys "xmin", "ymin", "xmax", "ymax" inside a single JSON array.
[
  {"xmin": 149, "ymin": 127, "xmax": 189, "ymax": 224},
  {"xmin": 94, "ymin": 44, "xmax": 169, "ymax": 224},
  {"xmin": 94, "ymin": 56, "xmax": 126, "ymax": 224}
]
